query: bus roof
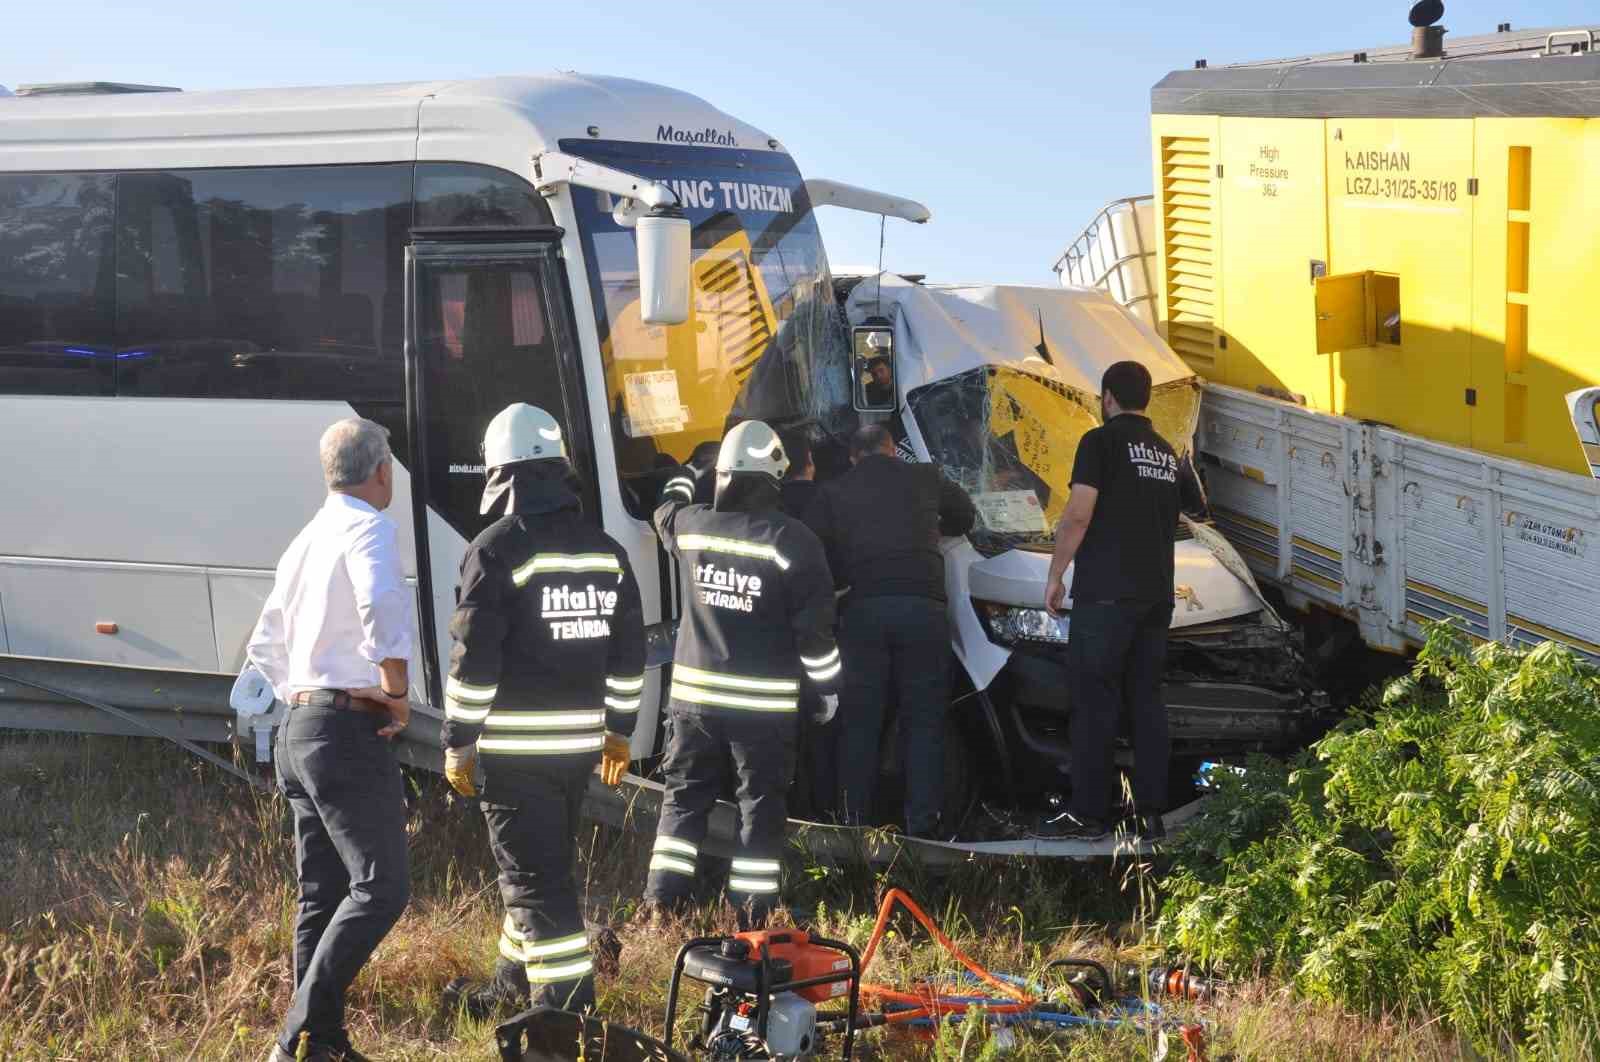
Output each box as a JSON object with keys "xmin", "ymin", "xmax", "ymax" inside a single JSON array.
[{"xmin": 0, "ymin": 73, "xmax": 782, "ymax": 174}]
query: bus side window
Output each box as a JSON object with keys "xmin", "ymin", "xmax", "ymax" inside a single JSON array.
[
  {"xmin": 113, "ymin": 164, "xmax": 412, "ymax": 404},
  {"xmin": 0, "ymin": 173, "xmax": 116, "ymax": 396}
]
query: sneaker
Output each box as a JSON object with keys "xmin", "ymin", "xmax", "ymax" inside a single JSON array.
[
  {"xmin": 443, "ymin": 977, "xmax": 526, "ymax": 1022},
  {"xmin": 1115, "ymin": 812, "xmax": 1166, "ymax": 842},
  {"xmin": 1033, "ymin": 811, "xmax": 1111, "ymax": 840}
]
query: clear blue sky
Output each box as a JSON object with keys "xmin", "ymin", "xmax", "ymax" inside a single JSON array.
[{"xmin": 6, "ymin": 1, "xmax": 1592, "ymax": 284}]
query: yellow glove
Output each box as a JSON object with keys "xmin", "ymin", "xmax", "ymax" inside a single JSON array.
[
  {"xmin": 600, "ymin": 732, "xmax": 630, "ymax": 787},
  {"xmin": 444, "ymin": 745, "xmax": 478, "ymax": 797}
]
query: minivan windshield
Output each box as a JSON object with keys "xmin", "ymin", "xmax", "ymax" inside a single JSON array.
[
  {"xmin": 908, "ymin": 366, "xmax": 1201, "ymax": 553},
  {"xmin": 565, "ymin": 141, "xmax": 847, "ymax": 512}
]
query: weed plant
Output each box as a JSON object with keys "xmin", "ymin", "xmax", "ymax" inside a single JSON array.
[{"xmin": 1158, "ymin": 625, "xmax": 1600, "ymax": 1057}]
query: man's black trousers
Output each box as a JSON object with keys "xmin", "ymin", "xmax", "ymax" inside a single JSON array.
[
  {"xmin": 275, "ymin": 704, "xmax": 410, "ymax": 1055},
  {"xmin": 482, "ymin": 760, "xmax": 595, "ymax": 1012},
  {"xmin": 644, "ymin": 708, "xmax": 796, "ymax": 925},
  {"xmin": 835, "ymin": 594, "xmax": 951, "ymax": 835},
  {"xmin": 1067, "ymin": 599, "xmax": 1175, "ymax": 824}
]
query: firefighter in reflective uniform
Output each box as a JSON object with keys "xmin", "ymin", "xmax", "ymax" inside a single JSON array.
[
  {"xmin": 440, "ymin": 403, "xmax": 645, "ymax": 1017},
  {"xmin": 643, "ymin": 421, "xmax": 840, "ymax": 927}
]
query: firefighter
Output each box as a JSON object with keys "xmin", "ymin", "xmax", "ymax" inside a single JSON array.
[
  {"xmin": 643, "ymin": 421, "xmax": 840, "ymax": 927},
  {"xmin": 440, "ymin": 403, "xmax": 645, "ymax": 1017}
]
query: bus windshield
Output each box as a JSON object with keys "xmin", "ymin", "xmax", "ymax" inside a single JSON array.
[{"xmin": 565, "ymin": 141, "xmax": 846, "ymax": 511}]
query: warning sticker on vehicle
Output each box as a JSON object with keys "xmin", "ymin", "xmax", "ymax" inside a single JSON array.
[
  {"xmin": 973, "ymin": 490, "xmax": 1048, "ymax": 534},
  {"xmin": 622, "ymin": 370, "xmax": 687, "ymax": 438}
]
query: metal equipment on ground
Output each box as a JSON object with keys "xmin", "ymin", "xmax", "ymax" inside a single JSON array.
[
  {"xmin": 665, "ymin": 930, "xmax": 861, "ymax": 1060},
  {"xmin": 652, "ymin": 890, "xmax": 1210, "ymax": 1060}
]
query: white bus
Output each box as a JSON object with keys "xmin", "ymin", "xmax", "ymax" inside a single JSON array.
[
  {"xmin": 1, "ymin": 76, "xmax": 1310, "ymax": 855},
  {"xmin": 0, "ymin": 74, "xmax": 878, "ymax": 757}
]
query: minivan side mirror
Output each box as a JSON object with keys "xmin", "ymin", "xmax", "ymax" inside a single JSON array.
[
  {"xmin": 638, "ymin": 206, "xmax": 691, "ymax": 325},
  {"xmin": 852, "ymin": 324, "xmax": 897, "ymax": 412}
]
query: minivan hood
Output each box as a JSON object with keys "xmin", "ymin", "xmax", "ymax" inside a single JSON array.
[{"xmin": 968, "ymin": 537, "xmax": 1263, "ymax": 628}]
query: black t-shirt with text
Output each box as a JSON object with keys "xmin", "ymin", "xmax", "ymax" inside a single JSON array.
[{"xmin": 1069, "ymin": 414, "xmax": 1183, "ymax": 604}]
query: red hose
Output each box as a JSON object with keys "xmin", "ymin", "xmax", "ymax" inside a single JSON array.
[{"xmin": 856, "ymin": 888, "xmax": 1037, "ymax": 1025}]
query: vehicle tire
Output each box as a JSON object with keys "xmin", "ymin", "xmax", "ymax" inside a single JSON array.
[
  {"xmin": 938, "ymin": 715, "xmax": 977, "ymax": 834},
  {"xmin": 1167, "ymin": 756, "xmax": 1206, "ymax": 808}
]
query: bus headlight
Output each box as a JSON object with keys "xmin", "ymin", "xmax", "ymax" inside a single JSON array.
[{"xmin": 975, "ymin": 601, "xmax": 1071, "ymax": 646}]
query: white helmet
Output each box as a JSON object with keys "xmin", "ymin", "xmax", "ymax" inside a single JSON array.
[
  {"xmin": 715, "ymin": 420, "xmax": 789, "ymax": 480},
  {"xmin": 483, "ymin": 403, "xmax": 565, "ymax": 469}
]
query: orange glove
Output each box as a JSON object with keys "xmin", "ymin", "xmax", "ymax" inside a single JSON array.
[
  {"xmin": 444, "ymin": 745, "xmax": 478, "ymax": 797},
  {"xmin": 600, "ymin": 732, "xmax": 630, "ymax": 787}
]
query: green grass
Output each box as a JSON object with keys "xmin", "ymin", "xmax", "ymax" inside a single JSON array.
[{"xmin": 0, "ymin": 732, "xmax": 1468, "ymax": 1059}]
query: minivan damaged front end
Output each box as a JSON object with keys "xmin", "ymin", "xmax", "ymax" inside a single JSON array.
[
  {"xmin": 842, "ymin": 275, "xmax": 1322, "ymax": 821},
  {"xmin": 958, "ymin": 529, "xmax": 1314, "ymax": 807}
]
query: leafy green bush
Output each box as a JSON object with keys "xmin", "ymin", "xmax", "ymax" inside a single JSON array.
[{"xmin": 1157, "ymin": 625, "xmax": 1600, "ymax": 1055}]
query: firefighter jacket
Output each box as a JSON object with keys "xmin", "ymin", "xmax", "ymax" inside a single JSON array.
[
  {"xmin": 656, "ymin": 471, "xmax": 840, "ymax": 715},
  {"xmin": 442, "ymin": 479, "xmax": 646, "ymax": 788}
]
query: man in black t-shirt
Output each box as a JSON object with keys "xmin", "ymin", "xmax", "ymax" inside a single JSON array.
[{"xmin": 1043, "ymin": 360, "xmax": 1198, "ymax": 841}]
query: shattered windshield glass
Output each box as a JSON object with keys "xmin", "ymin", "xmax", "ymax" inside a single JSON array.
[
  {"xmin": 564, "ymin": 141, "xmax": 847, "ymax": 512},
  {"xmin": 909, "ymin": 366, "xmax": 1201, "ymax": 552}
]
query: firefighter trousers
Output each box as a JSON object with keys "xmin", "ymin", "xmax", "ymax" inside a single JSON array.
[
  {"xmin": 644, "ymin": 707, "xmax": 797, "ymax": 926},
  {"xmin": 481, "ymin": 760, "xmax": 595, "ymax": 1012}
]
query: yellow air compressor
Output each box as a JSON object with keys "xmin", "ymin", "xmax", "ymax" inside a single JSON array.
[{"xmin": 1149, "ymin": 20, "xmax": 1600, "ymax": 475}]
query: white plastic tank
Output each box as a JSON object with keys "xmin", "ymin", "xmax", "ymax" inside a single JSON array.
[{"xmin": 1054, "ymin": 196, "xmax": 1157, "ymax": 328}]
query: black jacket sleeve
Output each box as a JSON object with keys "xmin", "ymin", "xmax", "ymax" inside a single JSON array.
[
  {"xmin": 800, "ymin": 486, "xmax": 847, "ymax": 590},
  {"xmin": 604, "ymin": 544, "xmax": 647, "ymax": 738},
  {"xmin": 442, "ymin": 543, "xmax": 511, "ymax": 750},
  {"xmin": 784, "ymin": 524, "xmax": 842, "ymax": 697},
  {"xmin": 936, "ymin": 471, "xmax": 977, "ymax": 537},
  {"xmin": 653, "ymin": 465, "xmax": 698, "ymax": 556}
]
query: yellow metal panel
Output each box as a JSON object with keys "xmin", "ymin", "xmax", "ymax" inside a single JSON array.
[
  {"xmin": 1323, "ymin": 119, "xmax": 1475, "ymax": 446},
  {"xmin": 601, "ymin": 226, "xmax": 779, "ymax": 460},
  {"xmin": 1470, "ymin": 118, "xmax": 1597, "ymax": 475},
  {"xmin": 1215, "ymin": 118, "xmax": 1329, "ymax": 405},
  {"xmin": 1314, "ymin": 272, "xmax": 1371, "ymax": 354},
  {"xmin": 1151, "ymin": 114, "xmax": 1221, "ymax": 374}
]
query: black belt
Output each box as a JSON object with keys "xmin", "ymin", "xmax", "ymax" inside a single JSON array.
[{"xmin": 289, "ymin": 689, "xmax": 385, "ymax": 713}]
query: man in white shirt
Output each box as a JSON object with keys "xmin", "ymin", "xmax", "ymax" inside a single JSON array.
[{"xmin": 248, "ymin": 417, "xmax": 413, "ymax": 1062}]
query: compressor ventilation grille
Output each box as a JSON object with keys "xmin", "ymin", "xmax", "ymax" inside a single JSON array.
[{"xmin": 1159, "ymin": 135, "xmax": 1217, "ymax": 367}]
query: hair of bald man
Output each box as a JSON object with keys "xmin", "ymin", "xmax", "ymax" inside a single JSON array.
[{"xmin": 849, "ymin": 423, "xmax": 896, "ymax": 460}]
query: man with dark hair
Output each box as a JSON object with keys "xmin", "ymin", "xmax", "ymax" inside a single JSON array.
[
  {"xmin": 777, "ymin": 430, "xmax": 818, "ymax": 518},
  {"xmin": 862, "ymin": 358, "xmax": 895, "ymax": 407},
  {"xmin": 1043, "ymin": 360, "xmax": 1196, "ymax": 841},
  {"xmin": 804, "ymin": 423, "xmax": 976, "ymax": 837}
]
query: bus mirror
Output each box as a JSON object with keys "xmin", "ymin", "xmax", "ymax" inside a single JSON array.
[
  {"xmin": 638, "ymin": 207, "xmax": 690, "ymax": 325},
  {"xmin": 852, "ymin": 323, "xmax": 897, "ymax": 412}
]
